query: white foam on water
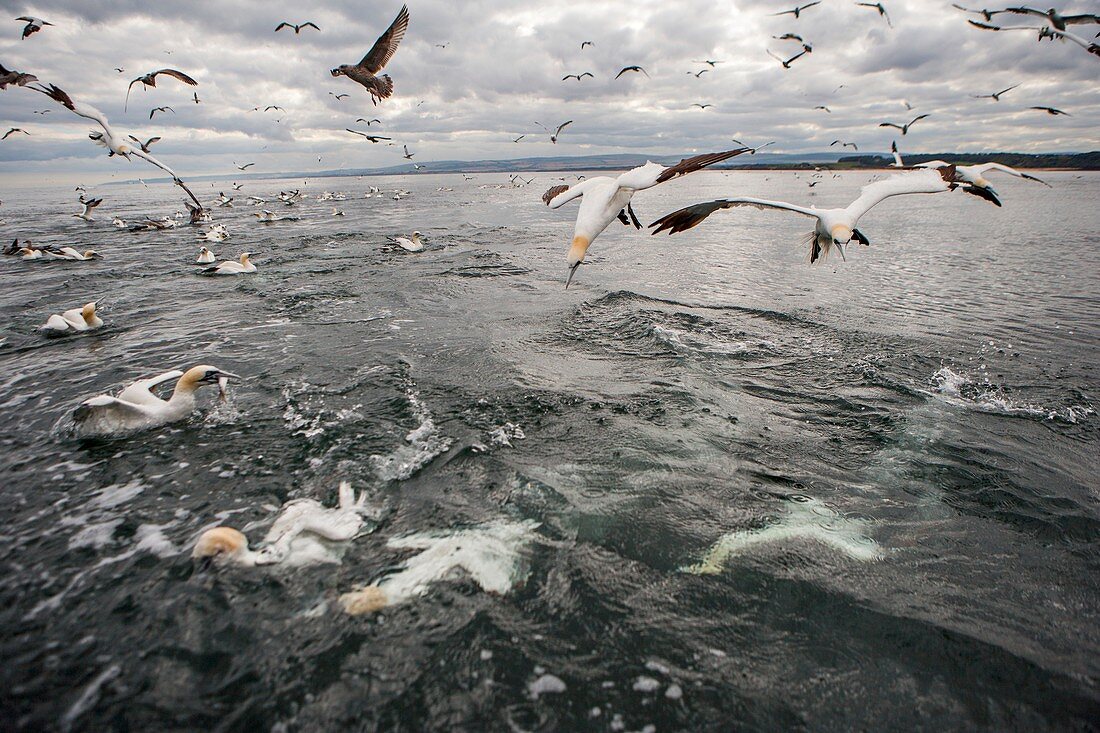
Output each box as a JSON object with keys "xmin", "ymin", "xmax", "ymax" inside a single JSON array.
[
  {"xmin": 370, "ymin": 388, "xmax": 452, "ymax": 481},
  {"xmin": 60, "ymin": 663, "xmax": 120, "ymax": 732},
  {"xmin": 527, "ymin": 673, "xmax": 567, "ymax": 699},
  {"xmin": 930, "ymin": 366, "xmax": 1093, "ymax": 424},
  {"xmin": 652, "ymin": 324, "xmax": 775, "ymax": 357}
]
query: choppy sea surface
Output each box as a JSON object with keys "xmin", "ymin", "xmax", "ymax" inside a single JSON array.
[{"xmin": 1, "ymin": 170, "xmax": 1097, "ymax": 731}]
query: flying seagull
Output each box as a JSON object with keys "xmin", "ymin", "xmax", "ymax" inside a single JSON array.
[
  {"xmin": 767, "ymin": 49, "xmax": 809, "ymax": 68},
  {"xmin": 1001, "ymin": 6, "xmax": 1100, "ymax": 31},
  {"xmin": 1030, "ymin": 105, "xmax": 1070, "ymax": 115},
  {"xmin": 192, "ymin": 92, "xmax": 200, "ymax": 103},
  {"xmin": 331, "ymin": 4, "xmax": 410, "ymax": 104},
  {"xmin": 2, "ymin": 127, "xmax": 28, "ymax": 140},
  {"xmin": 31, "ymin": 83, "xmax": 203, "ymax": 211},
  {"xmin": 650, "ymin": 168, "xmax": 960, "ymax": 264},
  {"xmin": 688, "ymin": 69, "xmax": 710, "ymax": 77},
  {"xmin": 329, "ymin": 92, "xmax": 350, "ymax": 100},
  {"xmin": 771, "ymin": 2, "xmax": 822, "ymax": 18},
  {"xmin": 856, "ymin": 2, "xmax": 893, "ymax": 27},
  {"xmin": 346, "ymin": 129, "xmax": 391, "ymax": 142},
  {"xmin": 814, "ymin": 105, "xmax": 832, "ymax": 112},
  {"xmin": 275, "ymin": 21, "xmax": 320, "ymax": 34},
  {"xmin": 966, "ymin": 20, "xmax": 1100, "ymax": 56},
  {"xmin": 542, "ymin": 148, "xmax": 750, "ymax": 287},
  {"xmin": 149, "ymin": 105, "xmax": 174, "ymax": 119},
  {"xmin": 879, "ymin": 113, "xmax": 930, "ymax": 135},
  {"xmin": 356, "ymin": 117, "xmax": 382, "ymax": 125},
  {"xmin": 512, "ymin": 134, "xmax": 526, "ymax": 143},
  {"xmin": 581, "ymin": 41, "xmax": 594, "ymax": 49},
  {"xmin": 127, "ymin": 135, "xmax": 161, "ymax": 153},
  {"xmin": 126, "ymin": 69, "xmax": 198, "ymax": 111},
  {"xmin": 536, "ymin": 120, "xmax": 573, "ymax": 144},
  {"xmin": 773, "ymin": 33, "xmax": 805, "ymax": 41},
  {"xmin": 915, "ymin": 159, "xmax": 1051, "ymax": 207},
  {"xmin": 562, "ymin": 72, "xmax": 594, "ymax": 80},
  {"xmin": 693, "ymin": 103, "xmax": 713, "ymax": 109},
  {"xmin": 693, "ymin": 59, "xmax": 723, "ymax": 66},
  {"xmin": 402, "ymin": 144, "xmax": 414, "ymax": 159},
  {"xmin": 731, "ymin": 138, "xmax": 775, "ymax": 154},
  {"xmin": 951, "ymin": 4, "xmax": 998, "ymax": 21},
  {"xmin": 236, "ymin": 162, "xmax": 256, "ymax": 170},
  {"xmin": 0, "ymin": 63, "xmax": 37, "ymax": 89},
  {"xmin": 614, "ymin": 65, "xmax": 649, "ymax": 78},
  {"xmin": 263, "ymin": 105, "xmax": 285, "ymax": 112},
  {"xmin": 16, "ymin": 16, "xmax": 52, "ymax": 39},
  {"xmin": 830, "ymin": 140, "xmax": 859, "ymax": 150},
  {"xmin": 972, "ymin": 83, "xmax": 1019, "ymax": 100}
]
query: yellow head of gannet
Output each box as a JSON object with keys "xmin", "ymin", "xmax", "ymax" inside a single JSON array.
[
  {"xmin": 177, "ymin": 365, "xmax": 240, "ymax": 395},
  {"xmin": 192, "ymin": 527, "xmax": 255, "ymax": 564},
  {"xmin": 566, "ymin": 235, "xmax": 590, "ymax": 288},
  {"xmin": 81, "ymin": 301, "xmax": 103, "ymax": 327}
]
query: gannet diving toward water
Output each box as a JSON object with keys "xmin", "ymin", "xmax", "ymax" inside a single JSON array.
[
  {"xmin": 192, "ymin": 482, "xmax": 378, "ymax": 567},
  {"xmin": 41, "ymin": 301, "xmax": 103, "ymax": 334},
  {"xmin": 339, "ymin": 520, "xmax": 539, "ymax": 615},
  {"xmin": 196, "ymin": 246, "xmax": 216, "ymax": 264},
  {"xmin": 542, "ymin": 148, "xmax": 750, "ymax": 286},
  {"xmin": 915, "ymin": 160, "xmax": 1051, "ymax": 206},
  {"xmin": 202, "ymin": 252, "xmax": 255, "ymax": 275},
  {"xmin": 31, "ymin": 84, "xmax": 204, "ymax": 212},
  {"xmin": 650, "ymin": 167, "xmax": 960, "ymax": 264},
  {"xmin": 73, "ymin": 365, "xmax": 238, "ymax": 435}
]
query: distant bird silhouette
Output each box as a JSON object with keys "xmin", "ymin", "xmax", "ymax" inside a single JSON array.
[
  {"xmin": 192, "ymin": 92, "xmax": 200, "ymax": 103},
  {"xmin": 693, "ymin": 59, "xmax": 723, "ymax": 66},
  {"xmin": 771, "ymin": 2, "xmax": 821, "ymax": 18},
  {"xmin": 329, "ymin": 92, "xmax": 349, "ymax": 100},
  {"xmin": 275, "ymin": 21, "xmax": 320, "ymax": 34},
  {"xmin": 830, "ymin": 140, "xmax": 859, "ymax": 150},
  {"xmin": 767, "ymin": 49, "xmax": 808, "ymax": 68},
  {"xmin": 1030, "ymin": 105, "xmax": 1070, "ymax": 115},
  {"xmin": 814, "ymin": 105, "xmax": 831, "ymax": 112},
  {"xmin": 536, "ymin": 120, "xmax": 573, "ymax": 144},
  {"xmin": 512, "ymin": 134, "xmax": 526, "ymax": 143},
  {"xmin": 346, "ymin": 129, "xmax": 391, "ymax": 142},
  {"xmin": 581, "ymin": 41, "xmax": 594, "ymax": 49},
  {"xmin": 149, "ymin": 106, "xmax": 174, "ymax": 119},
  {"xmin": 403, "ymin": 144, "xmax": 414, "ymax": 159},
  {"xmin": 562, "ymin": 72, "xmax": 594, "ymax": 81},
  {"xmin": 126, "ymin": 69, "xmax": 197, "ymax": 111},
  {"xmin": 693, "ymin": 103, "xmax": 713, "ymax": 109},
  {"xmin": 688, "ymin": 69, "xmax": 710, "ymax": 77},
  {"xmin": 614, "ymin": 65, "xmax": 648, "ymax": 79},
  {"xmin": 879, "ymin": 113, "xmax": 930, "ymax": 135},
  {"xmin": 16, "ymin": 16, "xmax": 52, "ymax": 39},
  {"xmin": 356, "ymin": 118, "xmax": 382, "ymax": 125},
  {"xmin": 127, "ymin": 135, "xmax": 161, "ymax": 153},
  {"xmin": 236, "ymin": 162, "xmax": 256, "ymax": 170},
  {"xmin": 2, "ymin": 128, "xmax": 29, "ymax": 140},
  {"xmin": 972, "ymin": 83, "xmax": 1019, "ymax": 101},
  {"xmin": 856, "ymin": 2, "xmax": 893, "ymax": 27}
]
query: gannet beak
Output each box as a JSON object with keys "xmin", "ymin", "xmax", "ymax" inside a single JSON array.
[
  {"xmin": 565, "ymin": 262, "xmax": 581, "ymax": 289},
  {"xmin": 835, "ymin": 242, "xmax": 847, "ymax": 261}
]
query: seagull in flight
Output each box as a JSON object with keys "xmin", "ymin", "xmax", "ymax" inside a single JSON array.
[
  {"xmin": 192, "ymin": 92, "xmax": 201, "ymax": 103},
  {"xmin": 149, "ymin": 106, "xmax": 174, "ymax": 119},
  {"xmin": 126, "ymin": 69, "xmax": 198, "ymax": 111},
  {"xmin": 329, "ymin": 92, "xmax": 350, "ymax": 100},
  {"xmin": 814, "ymin": 105, "xmax": 832, "ymax": 112},
  {"xmin": 536, "ymin": 120, "xmax": 573, "ymax": 144},
  {"xmin": 614, "ymin": 65, "xmax": 649, "ymax": 78},
  {"xmin": 693, "ymin": 59, "xmax": 723, "ymax": 66},
  {"xmin": 73, "ymin": 196, "xmax": 103, "ymax": 221},
  {"xmin": 1000, "ymin": 6, "xmax": 1100, "ymax": 31},
  {"xmin": 830, "ymin": 140, "xmax": 859, "ymax": 150},
  {"xmin": 650, "ymin": 168, "xmax": 961, "ymax": 264},
  {"xmin": 562, "ymin": 72, "xmax": 594, "ymax": 81},
  {"xmin": 512, "ymin": 134, "xmax": 526, "ymax": 143},
  {"xmin": 878, "ymin": 113, "xmax": 930, "ymax": 135},
  {"xmin": 966, "ymin": 20, "xmax": 1100, "ymax": 56},
  {"xmin": 331, "ymin": 4, "xmax": 410, "ymax": 104},
  {"xmin": 16, "ymin": 16, "xmax": 52, "ymax": 39},
  {"xmin": 731, "ymin": 138, "xmax": 775, "ymax": 154},
  {"xmin": 31, "ymin": 83, "xmax": 203, "ymax": 211},
  {"xmin": 542, "ymin": 148, "xmax": 750, "ymax": 287},
  {"xmin": 356, "ymin": 118, "xmax": 382, "ymax": 125},
  {"xmin": 0, "ymin": 63, "xmax": 37, "ymax": 89},
  {"xmin": 262, "ymin": 105, "xmax": 285, "ymax": 112},
  {"xmin": 856, "ymin": 2, "xmax": 893, "ymax": 27},
  {"xmin": 767, "ymin": 49, "xmax": 809, "ymax": 68},
  {"xmin": 951, "ymin": 4, "xmax": 999, "ymax": 21},
  {"xmin": 236, "ymin": 162, "xmax": 256, "ymax": 170},
  {"xmin": 275, "ymin": 21, "xmax": 320, "ymax": 34},
  {"xmin": 581, "ymin": 41, "xmax": 594, "ymax": 49},
  {"xmin": 1030, "ymin": 105, "xmax": 1070, "ymax": 115},
  {"xmin": 771, "ymin": 2, "xmax": 822, "ymax": 18},
  {"xmin": 972, "ymin": 83, "xmax": 1019, "ymax": 100},
  {"xmin": 127, "ymin": 135, "xmax": 161, "ymax": 153},
  {"xmin": 346, "ymin": 129, "xmax": 391, "ymax": 142},
  {"xmin": 688, "ymin": 69, "xmax": 710, "ymax": 77},
  {"xmin": 692, "ymin": 103, "xmax": 713, "ymax": 109},
  {"xmin": 1, "ymin": 128, "xmax": 29, "ymax": 140},
  {"xmin": 402, "ymin": 144, "xmax": 414, "ymax": 159}
]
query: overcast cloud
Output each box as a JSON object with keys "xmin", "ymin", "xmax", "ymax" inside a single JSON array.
[{"xmin": 0, "ymin": 0, "xmax": 1097, "ymax": 183}]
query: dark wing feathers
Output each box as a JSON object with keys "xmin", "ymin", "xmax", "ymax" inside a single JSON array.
[
  {"xmin": 649, "ymin": 200, "xmax": 736, "ymax": 235},
  {"xmin": 155, "ymin": 69, "xmax": 198, "ymax": 86},
  {"xmin": 541, "ymin": 184, "xmax": 570, "ymax": 205},
  {"xmin": 360, "ymin": 5, "xmax": 410, "ymax": 73},
  {"xmin": 655, "ymin": 148, "xmax": 749, "ymax": 183}
]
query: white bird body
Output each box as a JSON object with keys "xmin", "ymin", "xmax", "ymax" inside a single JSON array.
[
  {"xmin": 339, "ymin": 520, "xmax": 539, "ymax": 615},
  {"xmin": 202, "ymin": 252, "xmax": 255, "ymax": 275},
  {"xmin": 191, "ymin": 482, "xmax": 376, "ymax": 567},
  {"xmin": 544, "ymin": 150, "xmax": 749, "ymax": 285},
  {"xmin": 916, "ymin": 160, "xmax": 1049, "ymax": 190},
  {"xmin": 391, "ymin": 231, "xmax": 423, "ymax": 251},
  {"xmin": 197, "ymin": 224, "xmax": 229, "ymax": 242},
  {"xmin": 650, "ymin": 168, "xmax": 959, "ymax": 263},
  {"xmin": 19, "ymin": 247, "xmax": 43, "ymax": 260},
  {"xmin": 73, "ymin": 365, "xmax": 237, "ymax": 435},
  {"xmin": 112, "ymin": 217, "xmax": 127, "ymax": 228},
  {"xmin": 45, "ymin": 246, "xmax": 102, "ymax": 261},
  {"xmin": 41, "ymin": 302, "xmax": 103, "ymax": 334},
  {"xmin": 196, "ymin": 246, "xmax": 216, "ymax": 263}
]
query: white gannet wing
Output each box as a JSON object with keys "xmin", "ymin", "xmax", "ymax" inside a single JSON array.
[
  {"xmin": 75, "ymin": 395, "xmax": 157, "ymax": 423},
  {"xmin": 60, "ymin": 307, "xmax": 84, "ymax": 322},
  {"xmin": 975, "ymin": 162, "xmax": 1052, "ymax": 186},
  {"xmin": 131, "ymin": 149, "xmax": 204, "ymax": 210},
  {"xmin": 119, "ymin": 369, "xmax": 184, "ymax": 404},
  {"xmin": 543, "ymin": 177, "xmax": 604, "ymax": 209},
  {"xmin": 845, "ymin": 168, "xmax": 956, "ymax": 222},
  {"xmin": 650, "ymin": 197, "xmax": 818, "ymax": 235},
  {"xmin": 43, "ymin": 314, "xmax": 73, "ymax": 331}
]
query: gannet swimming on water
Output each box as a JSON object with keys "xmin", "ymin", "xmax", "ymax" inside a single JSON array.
[
  {"xmin": 197, "ymin": 224, "xmax": 229, "ymax": 242},
  {"xmin": 388, "ymin": 231, "xmax": 423, "ymax": 251},
  {"xmin": 31, "ymin": 84, "xmax": 205, "ymax": 212},
  {"xmin": 254, "ymin": 210, "xmax": 300, "ymax": 223},
  {"xmin": 73, "ymin": 196, "xmax": 103, "ymax": 221},
  {"xmin": 340, "ymin": 520, "xmax": 539, "ymax": 615},
  {"xmin": 192, "ymin": 482, "xmax": 378, "ymax": 567},
  {"xmin": 914, "ymin": 159, "xmax": 1051, "ymax": 206},
  {"xmin": 196, "ymin": 246, "xmax": 216, "ymax": 264},
  {"xmin": 112, "ymin": 217, "xmax": 127, "ymax": 229},
  {"xmin": 332, "ymin": 207, "xmax": 345, "ymax": 216},
  {"xmin": 215, "ymin": 192, "xmax": 233, "ymax": 207},
  {"xmin": 650, "ymin": 167, "xmax": 960, "ymax": 263},
  {"xmin": 46, "ymin": 246, "xmax": 103, "ymax": 261},
  {"xmin": 542, "ymin": 148, "xmax": 750, "ymax": 286},
  {"xmin": 73, "ymin": 365, "xmax": 238, "ymax": 435},
  {"xmin": 202, "ymin": 252, "xmax": 256, "ymax": 275},
  {"xmin": 19, "ymin": 247, "xmax": 43, "ymax": 260},
  {"xmin": 41, "ymin": 301, "xmax": 103, "ymax": 334}
]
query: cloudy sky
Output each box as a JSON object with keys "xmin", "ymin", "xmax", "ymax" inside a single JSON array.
[{"xmin": 1, "ymin": 0, "xmax": 1097, "ymax": 184}]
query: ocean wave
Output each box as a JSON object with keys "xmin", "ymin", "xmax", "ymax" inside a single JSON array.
[
  {"xmin": 370, "ymin": 387, "xmax": 452, "ymax": 481},
  {"xmin": 930, "ymin": 367, "xmax": 1093, "ymax": 424}
]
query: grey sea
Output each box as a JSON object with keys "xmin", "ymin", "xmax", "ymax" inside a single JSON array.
[{"xmin": 1, "ymin": 170, "xmax": 1098, "ymax": 731}]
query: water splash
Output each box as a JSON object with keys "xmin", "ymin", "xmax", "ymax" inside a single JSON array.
[{"xmin": 369, "ymin": 388, "xmax": 452, "ymax": 481}]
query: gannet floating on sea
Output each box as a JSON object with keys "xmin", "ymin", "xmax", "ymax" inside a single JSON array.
[
  {"xmin": 388, "ymin": 231, "xmax": 423, "ymax": 251},
  {"xmin": 197, "ymin": 224, "xmax": 229, "ymax": 242},
  {"xmin": 196, "ymin": 246, "xmax": 216, "ymax": 264},
  {"xmin": 915, "ymin": 159, "xmax": 1051, "ymax": 206},
  {"xmin": 542, "ymin": 148, "xmax": 750, "ymax": 286},
  {"xmin": 201, "ymin": 252, "xmax": 255, "ymax": 275},
  {"xmin": 112, "ymin": 217, "xmax": 127, "ymax": 229},
  {"xmin": 45, "ymin": 246, "xmax": 103, "ymax": 261},
  {"xmin": 41, "ymin": 301, "xmax": 103, "ymax": 334},
  {"xmin": 681, "ymin": 497, "xmax": 882, "ymax": 574},
  {"xmin": 254, "ymin": 210, "xmax": 300, "ymax": 223},
  {"xmin": 650, "ymin": 167, "xmax": 961, "ymax": 263},
  {"xmin": 73, "ymin": 365, "xmax": 238, "ymax": 435},
  {"xmin": 192, "ymin": 482, "xmax": 378, "ymax": 567},
  {"xmin": 340, "ymin": 520, "xmax": 539, "ymax": 615}
]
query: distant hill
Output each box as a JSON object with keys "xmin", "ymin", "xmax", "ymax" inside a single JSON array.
[{"xmin": 110, "ymin": 150, "xmax": 1100, "ymax": 185}]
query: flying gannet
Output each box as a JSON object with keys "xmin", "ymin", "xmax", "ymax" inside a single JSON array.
[{"xmin": 915, "ymin": 159, "xmax": 1051, "ymax": 206}]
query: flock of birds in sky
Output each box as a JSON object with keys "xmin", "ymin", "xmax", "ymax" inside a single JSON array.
[{"xmin": 0, "ymin": 3, "xmax": 1095, "ymax": 605}]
